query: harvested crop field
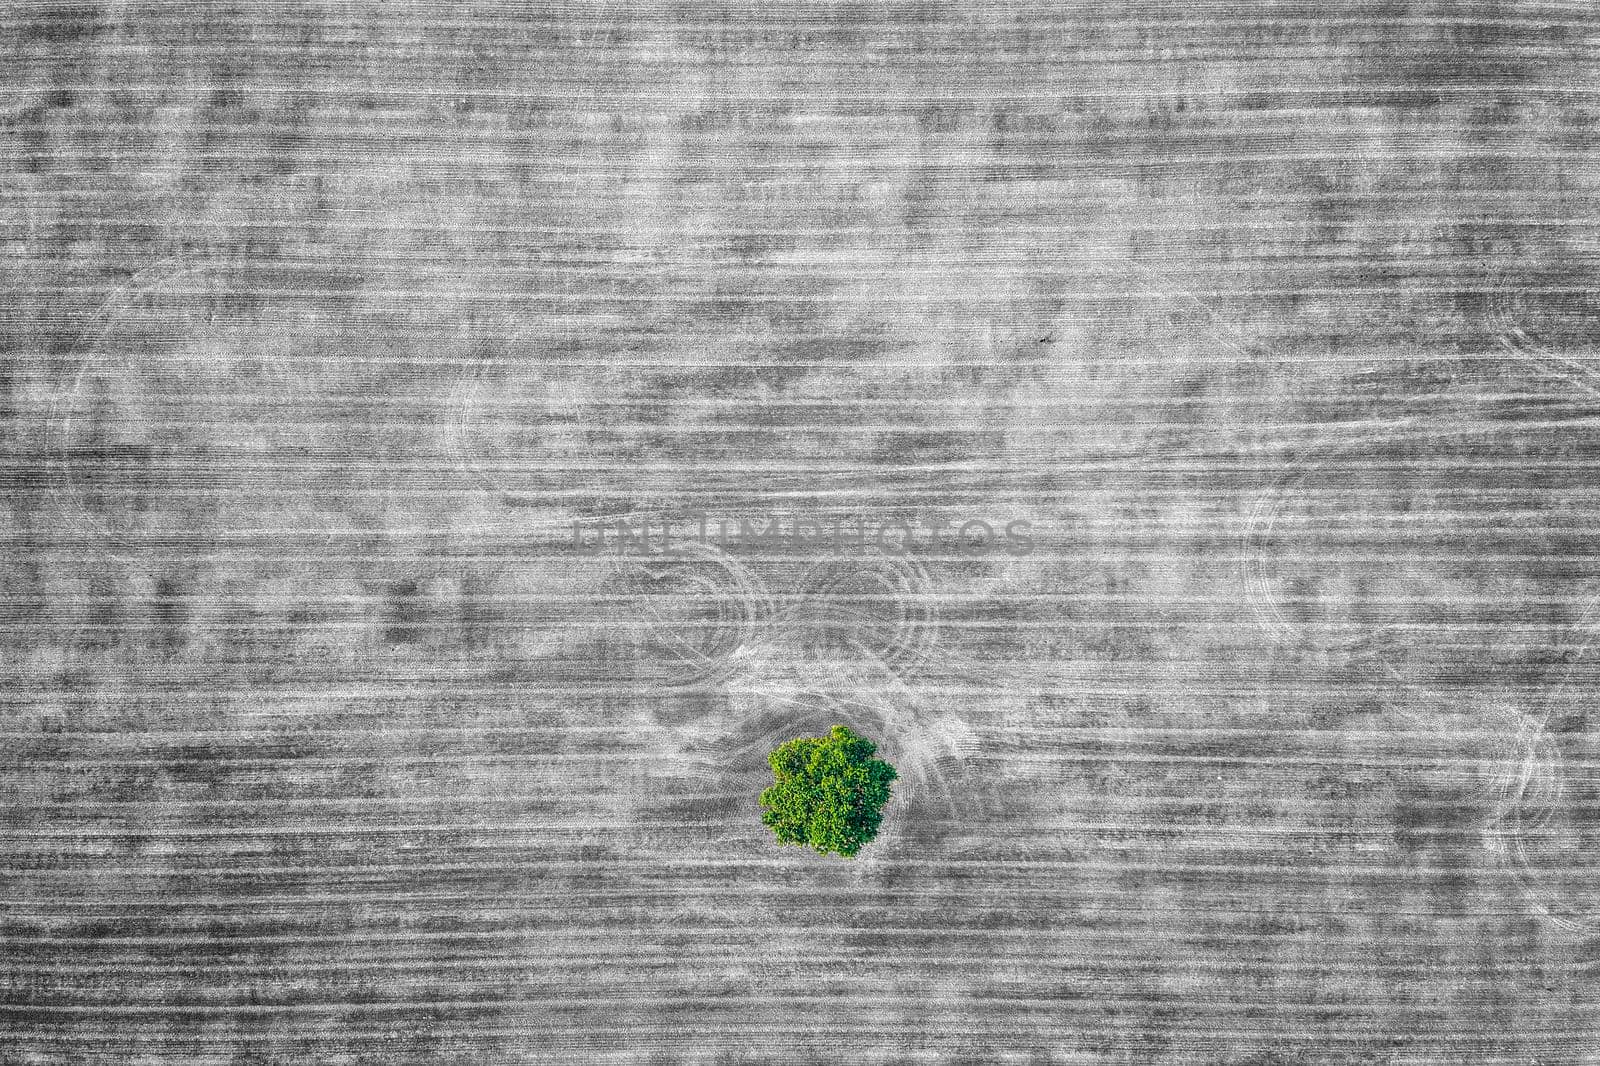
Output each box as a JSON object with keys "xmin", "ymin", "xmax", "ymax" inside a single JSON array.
[{"xmin": 5, "ymin": 2, "xmax": 1600, "ymax": 1063}]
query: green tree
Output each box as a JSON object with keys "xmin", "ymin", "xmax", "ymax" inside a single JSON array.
[{"xmin": 759, "ymin": 725, "xmax": 898, "ymax": 858}]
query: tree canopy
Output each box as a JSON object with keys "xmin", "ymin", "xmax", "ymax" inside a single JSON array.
[{"xmin": 758, "ymin": 725, "xmax": 897, "ymax": 858}]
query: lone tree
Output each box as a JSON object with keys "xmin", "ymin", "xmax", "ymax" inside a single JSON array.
[{"xmin": 759, "ymin": 725, "xmax": 897, "ymax": 858}]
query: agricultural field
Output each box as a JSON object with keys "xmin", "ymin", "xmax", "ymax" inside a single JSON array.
[{"xmin": 4, "ymin": 2, "xmax": 1600, "ymax": 1063}]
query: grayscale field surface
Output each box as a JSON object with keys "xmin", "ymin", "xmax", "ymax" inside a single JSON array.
[{"xmin": 5, "ymin": 2, "xmax": 1600, "ymax": 1063}]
